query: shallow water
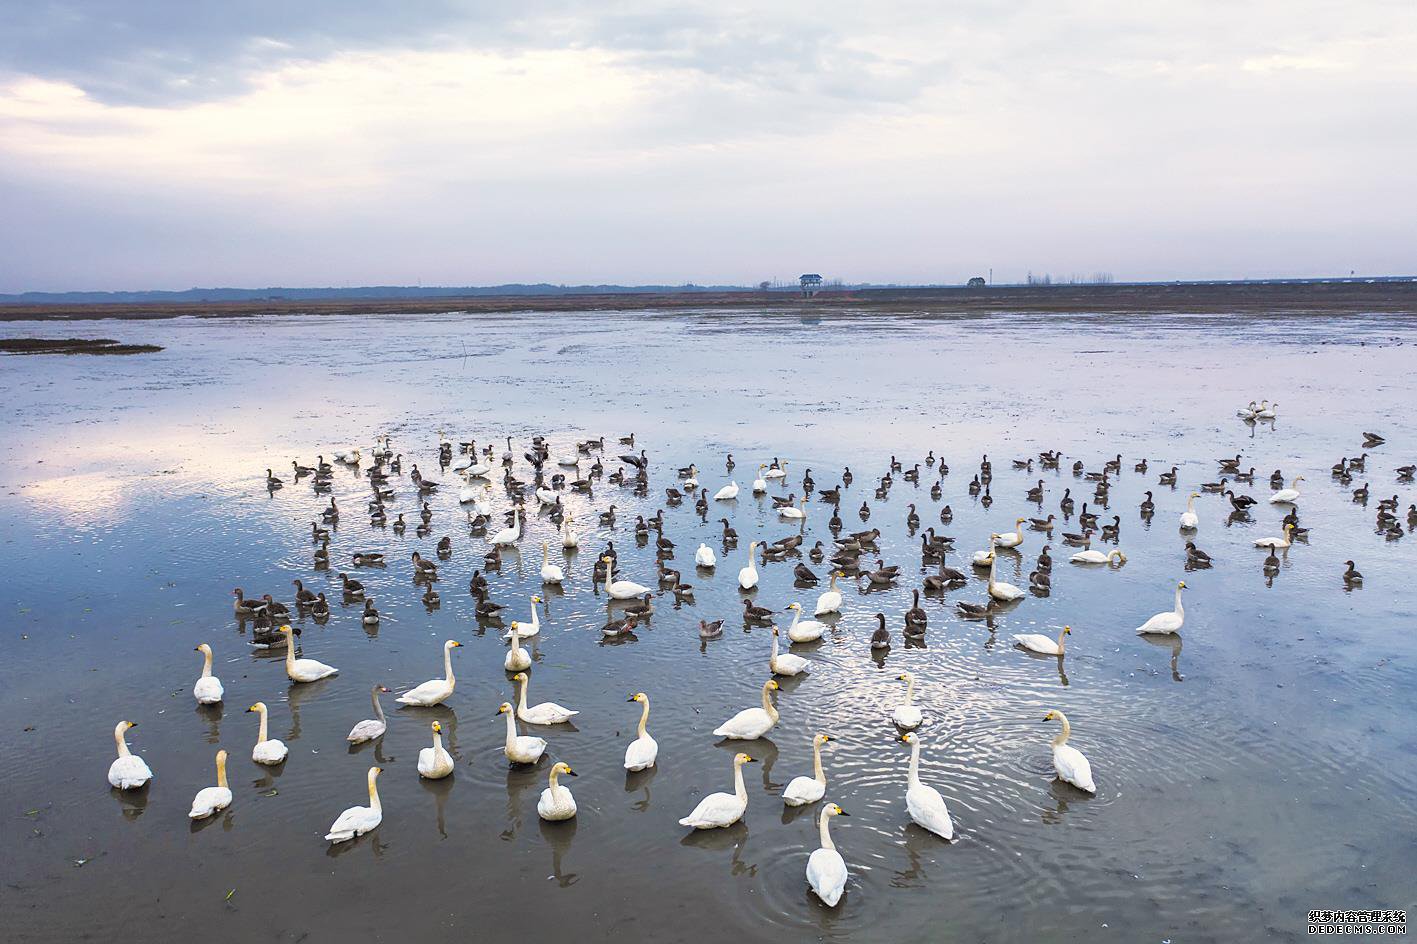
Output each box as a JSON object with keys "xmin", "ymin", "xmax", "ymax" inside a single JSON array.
[{"xmin": 2, "ymin": 306, "xmax": 1416, "ymax": 943}]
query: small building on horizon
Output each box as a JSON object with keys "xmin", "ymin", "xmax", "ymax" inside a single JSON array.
[{"xmin": 799, "ymin": 273, "xmax": 823, "ymax": 297}]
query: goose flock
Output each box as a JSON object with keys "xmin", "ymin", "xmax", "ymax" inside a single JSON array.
[{"xmin": 105, "ymin": 415, "xmax": 1412, "ymax": 909}]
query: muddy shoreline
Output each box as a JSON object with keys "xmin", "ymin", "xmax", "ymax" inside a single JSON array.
[{"xmin": 3, "ymin": 281, "xmax": 1415, "ymax": 321}]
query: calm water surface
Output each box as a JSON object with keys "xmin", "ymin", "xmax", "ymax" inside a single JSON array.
[{"xmin": 2, "ymin": 307, "xmax": 1415, "ymax": 943}]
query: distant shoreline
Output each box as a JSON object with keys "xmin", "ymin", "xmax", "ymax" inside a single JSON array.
[{"xmin": 2, "ymin": 281, "xmax": 1415, "ymax": 321}]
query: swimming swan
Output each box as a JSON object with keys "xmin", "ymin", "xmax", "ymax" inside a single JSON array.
[
  {"xmin": 713, "ymin": 679, "xmax": 780, "ymax": 739},
  {"xmin": 785, "ymin": 602, "xmax": 826, "ymax": 642},
  {"xmin": 107, "ymin": 720, "xmax": 153, "ymax": 789},
  {"xmin": 1013, "ymin": 625, "xmax": 1071, "ymax": 655},
  {"xmin": 397, "ymin": 639, "xmax": 463, "ymax": 706},
  {"xmin": 417, "ymin": 721, "xmax": 454, "ymax": 779},
  {"xmin": 188, "ymin": 749, "xmax": 232, "ymax": 819},
  {"xmin": 806, "ymin": 803, "xmax": 850, "ymax": 907},
  {"xmin": 892, "ymin": 672, "xmax": 922, "ymax": 729},
  {"xmin": 498, "ymin": 702, "xmax": 547, "ymax": 764},
  {"xmin": 624, "ymin": 692, "xmax": 658, "ymax": 771},
  {"xmin": 324, "ymin": 766, "xmax": 382, "ymax": 843},
  {"xmin": 1136, "ymin": 581, "xmax": 1186, "ymax": 635},
  {"xmin": 1043, "ymin": 709, "xmax": 1096, "ymax": 792},
  {"xmin": 279, "ymin": 626, "xmax": 338, "ymax": 682},
  {"xmin": 513, "ymin": 672, "xmax": 579, "ymax": 724},
  {"xmin": 783, "ymin": 733, "xmax": 832, "ymax": 806},
  {"xmin": 347, "ymin": 685, "xmax": 392, "ymax": 743},
  {"xmin": 814, "ymin": 572, "xmax": 844, "ymax": 616},
  {"xmin": 247, "ymin": 701, "xmax": 289, "ymax": 764},
  {"xmin": 538, "ymin": 762, "xmax": 578, "ymax": 820},
  {"xmin": 901, "ymin": 732, "xmax": 953, "ymax": 840},
  {"xmin": 770, "ymin": 625, "xmax": 811, "ymax": 676},
  {"xmin": 738, "ymin": 541, "xmax": 760, "ymax": 590},
  {"xmin": 679, "ymin": 752, "xmax": 756, "ymax": 828},
  {"xmin": 192, "ymin": 643, "xmax": 223, "ymax": 704},
  {"xmin": 1269, "ymin": 475, "xmax": 1304, "ymax": 504}
]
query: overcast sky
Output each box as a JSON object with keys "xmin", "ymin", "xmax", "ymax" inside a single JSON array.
[{"xmin": 2, "ymin": 1, "xmax": 1414, "ymax": 292}]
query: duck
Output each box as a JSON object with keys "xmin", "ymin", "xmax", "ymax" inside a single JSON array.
[
  {"xmin": 1269, "ymin": 475, "xmax": 1304, "ymax": 504},
  {"xmin": 513, "ymin": 672, "xmax": 579, "ymax": 725},
  {"xmin": 1253, "ymin": 523, "xmax": 1296, "ymax": 549},
  {"xmin": 1136, "ymin": 580, "xmax": 1186, "ymax": 635},
  {"xmin": 537, "ymin": 762, "xmax": 578, "ymax": 821},
  {"xmin": 713, "ymin": 679, "xmax": 780, "ymax": 739},
  {"xmin": 339, "ymin": 573, "xmax": 364, "ymax": 597},
  {"xmin": 783, "ymin": 733, "xmax": 832, "ymax": 806},
  {"xmin": 347, "ymin": 685, "xmax": 393, "ymax": 743},
  {"xmin": 192, "ymin": 643, "xmax": 223, "ymax": 704},
  {"xmin": 1185, "ymin": 542, "xmax": 1212, "ymax": 568},
  {"xmin": 870, "ymin": 613, "xmax": 892, "ymax": 649},
  {"xmin": 893, "ymin": 672, "xmax": 922, "ymax": 729},
  {"xmin": 247, "ymin": 702, "xmax": 289, "ymax": 764},
  {"xmin": 1344, "ymin": 560, "xmax": 1363, "ymax": 586},
  {"xmin": 814, "ymin": 572, "xmax": 844, "ymax": 616},
  {"xmin": 986, "ymin": 541, "xmax": 1025, "ymax": 602},
  {"xmin": 900, "ymin": 732, "xmax": 953, "ymax": 840},
  {"xmin": 311, "ymin": 593, "xmax": 330, "ymax": 619},
  {"xmin": 325, "ymin": 766, "xmax": 383, "ymax": 843},
  {"xmin": 738, "ymin": 541, "xmax": 760, "ymax": 590},
  {"xmin": 397, "ymin": 639, "xmax": 463, "ymax": 706},
  {"xmin": 624, "ymin": 692, "xmax": 658, "ymax": 770},
  {"xmin": 498, "ymin": 702, "xmax": 547, "ymax": 764},
  {"xmin": 279, "ymin": 626, "xmax": 338, "ymax": 682},
  {"xmin": 679, "ymin": 752, "xmax": 756, "ymax": 829},
  {"xmin": 188, "ymin": 749, "xmax": 233, "ymax": 820},
  {"xmin": 784, "ymin": 601, "xmax": 826, "ymax": 642},
  {"xmin": 1179, "ymin": 492, "xmax": 1201, "ymax": 530},
  {"xmin": 1012, "ymin": 625, "xmax": 1071, "ymax": 655},
  {"xmin": 107, "ymin": 720, "xmax": 153, "ymax": 789},
  {"xmin": 770, "ymin": 626, "xmax": 811, "ymax": 676},
  {"xmin": 604, "ymin": 557, "xmax": 652, "ymax": 600},
  {"xmin": 417, "ymin": 721, "xmax": 455, "ymax": 779},
  {"xmin": 699, "ymin": 619, "xmax": 725, "ymax": 640},
  {"xmin": 1069, "ymin": 545, "xmax": 1127, "ymax": 565},
  {"xmin": 743, "ymin": 598, "xmax": 774, "ymax": 623},
  {"xmin": 1042, "ymin": 710, "xmax": 1096, "ymax": 792}
]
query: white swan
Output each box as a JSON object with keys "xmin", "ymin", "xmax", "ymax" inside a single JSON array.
[
  {"xmin": 770, "ymin": 625, "xmax": 811, "ymax": 676},
  {"xmin": 504, "ymin": 622, "xmax": 532, "ymax": 672},
  {"xmin": 535, "ymin": 485, "xmax": 557, "ymax": 505},
  {"xmin": 892, "ymin": 672, "xmax": 922, "ymax": 729},
  {"xmin": 107, "ymin": 720, "xmax": 153, "ymax": 789},
  {"xmin": 1179, "ymin": 492, "xmax": 1200, "ymax": 530},
  {"xmin": 1043, "ymin": 710, "xmax": 1096, "ymax": 792},
  {"xmin": 784, "ymin": 602, "xmax": 825, "ymax": 642},
  {"xmin": 1256, "ymin": 401, "xmax": 1278, "ymax": 420},
  {"xmin": 247, "ymin": 701, "xmax": 289, "ymax": 764},
  {"xmin": 192, "ymin": 642, "xmax": 223, "ymax": 704},
  {"xmin": 1254, "ymin": 523, "xmax": 1296, "ymax": 549},
  {"xmin": 679, "ymin": 752, "xmax": 755, "ymax": 828},
  {"xmin": 346, "ymin": 685, "xmax": 391, "ymax": 743},
  {"xmin": 561, "ymin": 512, "xmax": 578, "ymax": 549},
  {"xmin": 780, "ymin": 496, "xmax": 807, "ymax": 520},
  {"xmin": 764, "ymin": 461, "xmax": 788, "ymax": 480},
  {"xmin": 987, "ymin": 540, "xmax": 1025, "ymax": 602},
  {"xmin": 1070, "ymin": 547, "xmax": 1126, "ymax": 565},
  {"xmin": 993, "ymin": 517, "xmax": 1026, "ymax": 550},
  {"xmin": 188, "ymin": 750, "xmax": 232, "ymax": 820},
  {"xmin": 325, "ymin": 766, "xmax": 382, "ymax": 843},
  {"xmin": 498, "ymin": 702, "xmax": 548, "ymax": 764},
  {"xmin": 417, "ymin": 721, "xmax": 455, "ymax": 779},
  {"xmin": 604, "ymin": 557, "xmax": 652, "ymax": 600},
  {"xmin": 503, "ymin": 596, "xmax": 541, "ymax": 639},
  {"xmin": 624, "ymin": 692, "xmax": 658, "ymax": 771},
  {"xmin": 1013, "ymin": 625, "xmax": 1071, "ymax": 655},
  {"xmin": 539, "ymin": 541, "xmax": 564, "ymax": 585},
  {"xmin": 783, "ymin": 733, "xmax": 831, "ymax": 806},
  {"xmin": 489, "ymin": 507, "xmax": 521, "ymax": 546},
  {"xmin": 752, "ymin": 465, "xmax": 768, "ymax": 493},
  {"xmin": 279, "ymin": 626, "xmax": 338, "ymax": 682},
  {"xmin": 806, "ymin": 803, "xmax": 849, "ymax": 907},
  {"xmin": 467, "ymin": 458, "xmax": 493, "ymax": 478},
  {"xmin": 1136, "ymin": 580, "xmax": 1186, "ymax": 635},
  {"xmin": 695, "ymin": 543, "xmax": 717, "ymax": 568},
  {"xmin": 513, "ymin": 672, "xmax": 579, "ymax": 724},
  {"xmin": 1269, "ymin": 475, "xmax": 1304, "ymax": 504},
  {"xmin": 901, "ymin": 732, "xmax": 953, "ymax": 840},
  {"xmin": 738, "ymin": 541, "xmax": 760, "ymax": 590},
  {"xmin": 397, "ymin": 639, "xmax": 463, "ymax": 706},
  {"xmin": 814, "ymin": 572, "xmax": 844, "ymax": 616},
  {"xmin": 537, "ymin": 762, "xmax": 578, "ymax": 820},
  {"xmin": 713, "ymin": 481, "xmax": 740, "ymax": 501},
  {"xmin": 713, "ymin": 679, "xmax": 780, "ymax": 739}
]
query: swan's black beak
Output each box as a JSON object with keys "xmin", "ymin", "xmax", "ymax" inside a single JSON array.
[
  {"xmin": 838, "ymin": 809, "xmax": 851, "ymax": 816},
  {"xmin": 565, "ymin": 769, "xmax": 578, "ymax": 777}
]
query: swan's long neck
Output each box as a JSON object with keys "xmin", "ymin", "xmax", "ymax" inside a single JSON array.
[
  {"xmin": 1052, "ymin": 713, "xmax": 1072, "ymax": 748},
  {"xmin": 527, "ymin": 600, "xmax": 538, "ymax": 629},
  {"xmin": 907, "ymin": 738, "xmax": 922, "ymax": 787},
  {"xmin": 1056, "ymin": 629, "xmax": 1068, "ymax": 653},
  {"xmin": 828, "ymin": 573, "xmax": 838, "ymax": 592},
  {"xmin": 904, "ymin": 675, "xmax": 915, "ymax": 705},
  {"xmin": 818, "ymin": 808, "xmax": 836, "ymax": 851},
  {"xmin": 114, "ymin": 724, "xmax": 130, "ymax": 758},
  {"xmin": 812, "ymin": 739, "xmax": 826, "ymax": 785},
  {"xmin": 771, "ymin": 631, "xmax": 780, "ymax": 664},
  {"xmin": 216, "ymin": 752, "xmax": 228, "ymax": 789},
  {"xmin": 543, "ymin": 544, "xmax": 549, "ymax": 565},
  {"xmin": 510, "ymin": 625, "xmax": 523, "ymax": 649},
  {"xmin": 548, "ymin": 765, "xmax": 561, "ymax": 790},
  {"xmin": 1186, "ymin": 494, "xmax": 1196, "ymax": 512},
  {"xmin": 432, "ymin": 728, "xmax": 444, "ymax": 753},
  {"xmin": 733, "ymin": 760, "xmax": 748, "ymax": 802},
  {"xmin": 256, "ymin": 706, "xmax": 269, "ymax": 743},
  {"xmin": 746, "ymin": 543, "xmax": 756, "ymax": 569},
  {"xmin": 285, "ymin": 636, "xmax": 296, "ymax": 670},
  {"xmin": 788, "ymin": 609, "xmax": 801, "ymax": 635},
  {"xmin": 200, "ymin": 647, "xmax": 213, "ymax": 678},
  {"xmin": 988, "ymin": 548, "xmax": 998, "ymax": 590},
  {"xmin": 371, "ymin": 689, "xmax": 386, "ymax": 724},
  {"xmin": 762, "ymin": 683, "xmax": 779, "ymax": 722},
  {"xmin": 1174, "ymin": 586, "xmax": 1185, "ymax": 618},
  {"xmin": 518, "ymin": 677, "xmax": 530, "ymax": 713},
  {"xmin": 367, "ymin": 770, "xmax": 381, "ymax": 812},
  {"xmin": 443, "ymin": 644, "xmax": 456, "ymax": 686},
  {"xmin": 636, "ymin": 699, "xmax": 650, "ymax": 738},
  {"xmin": 504, "ymin": 710, "xmax": 518, "ymax": 749}
]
